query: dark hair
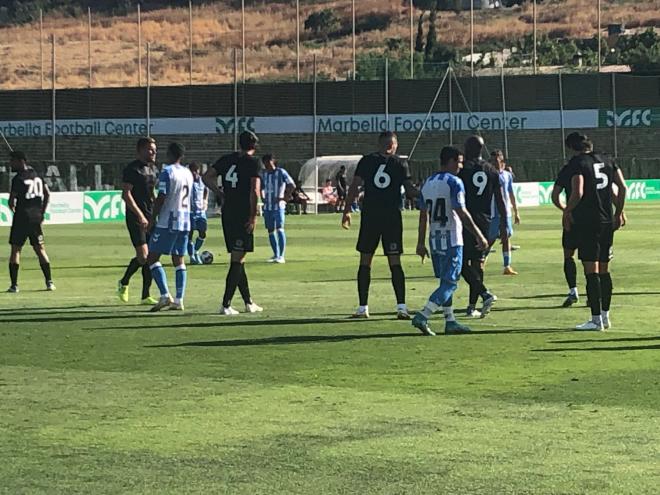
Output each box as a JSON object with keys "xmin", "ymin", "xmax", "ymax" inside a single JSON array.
[
  {"xmin": 490, "ymin": 149, "xmax": 503, "ymax": 158},
  {"xmin": 464, "ymin": 135, "xmax": 484, "ymax": 158},
  {"xmin": 167, "ymin": 142, "xmax": 185, "ymax": 160},
  {"xmin": 189, "ymin": 161, "xmax": 200, "ymax": 172},
  {"xmin": 565, "ymin": 132, "xmax": 593, "ymax": 152},
  {"xmin": 378, "ymin": 130, "xmax": 397, "ymax": 143},
  {"xmin": 239, "ymin": 131, "xmax": 258, "ymax": 151},
  {"xmin": 9, "ymin": 150, "xmax": 27, "ymax": 161},
  {"xmin": 262, "ymin": 153, "xmax": 274, "ymax": 164},
  {"xmin": 440, "ymin": 146, "xmax": 461, "ymax": 167},
  {"xmin": 136, "ymin": 137, "xmax": 156, "ymax": 151}
]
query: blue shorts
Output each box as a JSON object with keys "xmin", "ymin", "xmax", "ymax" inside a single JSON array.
[
  {"xmin": 191, "ymin": 215, "xmax": 207, "ymax": 232},
  {"xmin": 430, "ymin": 245, "xmax": 463, "ymax": 282},
  {"xmin": 264, "ymin": 208, "xmax": 285, "ymax": 231},
  {"xmin": 149, "ymin": 227, "xmax": 189, "ymax": 256},
  {"xmin": 489, "ymin": 216, "xmax": 513, "ymax": 243}
]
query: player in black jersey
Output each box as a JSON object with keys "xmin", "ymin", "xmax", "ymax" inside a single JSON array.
[
  {"xmin": 562, "ymin": 134, "xmax": 627, "ymax": 331},
  {"xmin": 341, "ymin": 131, "xmax": 418, "ymax": 319},
  {"xmin": 458, "ymin": 136, "xmax": 506, "ymax": 318},
  {"xmin": 117, "ymin": 137, "xmax": 157, "ymax": 305},
  {"xmin": 204, "ymin": 130, "xmax": 263, "ymax": 315},
  {"xmin": 6, "ymin": 151, "xmax": 55, "ymax": 292}
]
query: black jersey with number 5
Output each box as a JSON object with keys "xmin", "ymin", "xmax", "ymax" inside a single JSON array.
[
  {"xmin": 458, "ymin": 158, "xmax": 501, "ymax": 224},
  {"xmin": 355, "ymin": 152, "xmax": 411, "ymax": 215},
  {"xmin": 212, "ymin": 151, "xmax": 260, "ymax": 218},
  {"xmin": 11, "ymin": 167, "xmax": 46, "ymax": 223},
  {"xmin": 571, "ymin": 153, "xmax": 617, "ymax": 225}
]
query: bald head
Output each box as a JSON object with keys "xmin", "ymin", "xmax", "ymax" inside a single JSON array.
[{"xmin": 464, "ymin": 135, "xmax": 485, "ymax": 161}]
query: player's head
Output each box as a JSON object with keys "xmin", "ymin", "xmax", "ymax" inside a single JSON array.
[
  {"xmin": 136, "ymin": 137, "xmax": 157, "ymax": 164},
  {"xmin": 378, "ymin": 131, "xmax": 398, "ymax": 155},
  {"xmin": 464, "ymin": 135, "xmax": 484, "ymax": 160},
  {"xmin": 325, "ymin": 179, "xmax": 332, "ymax": 186},
  {"xmin": 166, "ymin": 142, "xmax": 185, "ymax": 164},
  {"xmin": 262, "ymin": 153, "xmax": 276, "ymax": 171},
  {"xmin": 339, "ymin": 165, "xmax": 346, "ymax": 172},
  {"xmin": 565, "ymin": 132, "xmax": 593, "ymax": 154},
  {"xmin": 189, "ymin": 161, "xmax": 200, "ymax": 177},
  {"xmin": 9, "ymin": 150, "xmax": 27, "ymax": 171},
  {"xmin": 490, "ymin": 149, "xmax": 505, "ymax": 170},
  {"xmin": 439, "ymin": 146, "xmax": 463, "ymax": 175},
  {"xmin": 239, "ymin": 131, "xmax": 259, "ymax": 153}
]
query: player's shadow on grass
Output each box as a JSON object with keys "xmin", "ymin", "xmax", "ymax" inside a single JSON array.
[
  {"xmin": 3, "ymin": 313, "xmax": 171, "ymax": 323},
  {"xmin": 550, "ymin": 336, "xmax": 660, "ymax": 345},
  {"xmin": 512, "ymin": 291, "xmax": 660, "ymax": 300},
  {"xmin": 0, "ymin": 304, "xmax": 126, "ymax": 315},
  {"xmin": 147, "ymin": 332, "xmax": 419, "ymax": 348},
  {"xmin": 534, "ymin": 344, "xmax": 660, "ymax": 352}
]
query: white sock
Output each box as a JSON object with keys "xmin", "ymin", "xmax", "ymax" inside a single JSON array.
[
  {"xmin": 592, "ymin": 314, "xmax": 603, "ymax": 324},
  {"xmin": 443, "ymin": 306, "xmax": 456, "ymax": 322},
  {"xmin": 421, "ymin": 301, "xmax": 440, "ymax": 319},
  {"xmin": 174, "ymin": 297, "xmax": 182, "ymax": 305},
  {"xmin": 570, "ymin": 287, "xmax": 578, "ymax": 297},
  {"xmin": 601, "ymin": 310, "xmax": 610, "ymax": 320},
  {"xmin": 358, "ymin": 305, "xmax": 368, "ymax": 313},
  {"xmin": 396, "ymin": 303, "xmax": 407, "ymax": 312}
]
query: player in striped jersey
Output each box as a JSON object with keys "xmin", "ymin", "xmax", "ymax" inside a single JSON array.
[
  {"xmin": 488, "ymin": 150, "xmax": 520, "ymax": 275},
  {"xmin": 187, "ymin": 162, "xmax": 208, "ymax": 265},
  {"xmin": 412, "ymin": 146, "xmax": 488, "ymax": 336},
  {"xmin": 261, "ymin": 154, "xmax": 295, "ymax": 263},
  {"xmin": 146, "ymin": 142, "xmax": 194, "ymax": 312}
]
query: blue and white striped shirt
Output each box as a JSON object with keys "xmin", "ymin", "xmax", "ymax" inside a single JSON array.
[{"xmin": 261, "ymin": 168, "xmax": 295, "ymax": 211}]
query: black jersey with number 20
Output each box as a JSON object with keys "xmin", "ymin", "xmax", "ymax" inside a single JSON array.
[
  {"xmin": 11, "ymin": 167, "xmax": 45, "ymax": 223},
  {"xmin": 571, "ymin": 153, "xmax": 617, "ymax": 225},
  {"xmin": 458, "ymin": 158, "xmax": 501, "ymax": 225},
  {"xmin": 355, "ymin": 153, "xmax": 411, "ymax": 215},
  {"xmin": 212, "ymin": 151, "xmax": 261, "ymax": 218}
]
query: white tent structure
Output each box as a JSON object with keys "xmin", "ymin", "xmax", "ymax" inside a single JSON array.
[{"xmin": 298, "ymin": 155, "xmax": 362, "ymax": 214}]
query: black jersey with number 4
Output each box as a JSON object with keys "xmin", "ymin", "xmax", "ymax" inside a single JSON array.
[
  {"xmin": 458, "ymin": 158, "xmax": 501, "ymax": 224},
  {"xmin": 11, "ymin": 167, "xmax": 45, "ymax": 223},
  {"xmin": 571, "ymin": 153, "xmax": 617, "ymax": 225},
  {"xmin": 355, "ymin": 153, "xmax": 411, "ymax": 215},
  {"xmin": 213, "ymin": 152, "xmax": 261, "ymax": 218}
]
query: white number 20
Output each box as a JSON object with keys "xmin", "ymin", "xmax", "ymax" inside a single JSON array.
[
  {"xmin": 374, "ymin": 164, "xmax": 391, "ymax": 189},
  {"xmin": 593, "ymin": 163, "xmax": 609, "ymax": 190},
  {"xmin": 472, "ymin": 171, "xmax": 487, "ymax": 196},
  {"xmin": 225, "ymin": 165, "xmax": 239, "ymax": 189},
  {"xmin": 24, "ymin": 178, "xmax": 44, "ymax": 199}
]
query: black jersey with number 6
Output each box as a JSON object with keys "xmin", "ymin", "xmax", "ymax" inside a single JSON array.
[
  {"xmin": 355, "ymin": 152, "xmax": 411, "ymax": 215},
  {"xmin": 11, "ymin": 167, "xmax": 46, "ymax": 223},
  {"xmin": 212, "ymin": 151, "xmax": 260, "ymax": 218},
  {"xmin": 571, "ymin": 153, "xmax": 617, "ymax": 225},
  {"xmin": 458, "ymin": 158, "xmax": 501, "ymax": 225}
]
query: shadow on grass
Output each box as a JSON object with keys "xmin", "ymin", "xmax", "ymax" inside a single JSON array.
[
  {"xmin": 3, "ymin": 312, "xmax": 172, "ymax": 323},
  {"xmin": 534, "ymin": 344, "xmax": 660, "ymax": 352},
  {"xmin": 511, "ymin": 291, "xmax": 660, "ymax": 300},
  {"xmin": 147, "ymin": 332, "xmax": 419, "ymax": 348},
  {"xmin": 550, "ymin": 336, "xmax": 660, "ymax": 345}
]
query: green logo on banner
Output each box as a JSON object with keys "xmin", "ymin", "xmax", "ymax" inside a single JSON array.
[
  {"xmin": 599, "ymin": 108, "xmax": 660, "ymax": 128},
  {"xmin": 83, "ymin": 191, "xmax": 125, "ymax": 222},
  {"xmin": 0, "ymin": 197, "xmax": 12, "ymax": 224}
]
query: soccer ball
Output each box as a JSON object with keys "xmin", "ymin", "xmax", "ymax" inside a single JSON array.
[{"xmin": 199, "ymin": 250, "xmax": 214, "ymax": 265}]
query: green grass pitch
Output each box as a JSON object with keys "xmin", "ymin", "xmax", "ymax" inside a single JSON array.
[{"xmin": 1, "ymin": 204, "xmax": 659, "ymax": 494}]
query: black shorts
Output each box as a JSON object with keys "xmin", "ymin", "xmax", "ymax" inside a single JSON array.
[
  {"xmin": 126, "ymin": 219, "xmax": 149, "ymax": 247},
  {"xmin": 577, "ymin": 222, "xmax": 614, "ymax": 263},
  {"xmin": 463, "ymin": 216, "xmax": 489, "ymax": 261},
  {"xmin": 222, "ymin": 216, "xmax": 254, "ymax": 253},
  {"xmin": 356, "ymin": 210, "xmax": 403, "ymax": 255},
  {"xmin": 337, "ymin": 189, "xmax": 346, "ymax": 200},
  {"xmin": 562, "ymin": 228, "xmax": 579, "ymax": 251},
  {"xmin": 9, "ymin": 220, "xmax": 44, "ymax": 248}
]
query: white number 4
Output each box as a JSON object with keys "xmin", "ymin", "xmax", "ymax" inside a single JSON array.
[
  {"xmin": 225, "ymin": 165, "xmax": 239, "ymax": 189},
  {"xmin": 593, "ymin": 163, "xmax": 609, "ymax": 190},
  {"xmin": 374, "ymin": 164, "xmax": 391, "ymax": 189}
]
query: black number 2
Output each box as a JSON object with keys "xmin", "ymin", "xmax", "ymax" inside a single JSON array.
[
  {"xmin": 181, "ymin": 185, "xmax": 190, "ymax": 208},
  {"xmin": 425, "ymin": 198, "xmax": 448, "ymax": 226}
]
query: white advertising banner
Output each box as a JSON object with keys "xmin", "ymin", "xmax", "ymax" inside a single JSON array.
[{"xmin": 0, "ymin": 192, "xmax": 84, "ymax": 227}]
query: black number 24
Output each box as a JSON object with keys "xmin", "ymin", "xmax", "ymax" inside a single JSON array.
[{"xmin": 425, "ymin": 198, "xmax": 448, "ymax": 226}]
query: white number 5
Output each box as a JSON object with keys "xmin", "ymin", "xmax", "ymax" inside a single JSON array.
[
  {"xmin": 472, "ymin": 171, "xmax": 487, "ymax": 196},
  {"xmin": 374, "ymin": 164, "xmax": 391, "ymax": 189},
  {"xmin": 593, "ymin": 163, "xmax": 608, "ymax": 190},
  {"xmin": 225, "ymin": 165, "xmax": 239, "ymax": 189}
]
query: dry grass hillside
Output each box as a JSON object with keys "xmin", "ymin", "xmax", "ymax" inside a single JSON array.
[{"xmin": 0, "ymin": 0, "xmax": 658, "ymax": 89}]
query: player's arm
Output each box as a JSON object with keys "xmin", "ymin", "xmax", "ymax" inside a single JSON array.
[
  {"xmin": 246, "ymin": 176, "xmax": 260, "ymax": 234},
  {"xmin": 8, "ymin": 179, "xmax": 17, "ymax": 212},
  {"xmin": 493, "ymin": 174, "xmax": 508, "ymax": 235},
  {"xmin": 551, "ymin": 184, "xmax": 565, "ymax": 211},
  {"xmin": 509, "ymin": 183, "xmax": 520, "ymax": 224},
  {"xmin": 456, "ymin": 207, "xmax": 488, "ymax": 251},
  {"xmin": 149, "ymin": 170, "xmax": 169, "ymax": 230},
  {"xmin": 283, "ymin": 183, "xmax": 295, "ymax": 202},
  {"xmin": 402, "ymin": 178, "xmax": 419, "ymax": 199},
  {"xmin": 612, "ymin": 167, "xmax": 627, "ymax": 230},
  {"xmin": 41, "ymin": 182, "xmax": 51, "ymax": 218},
  {"xmin": 121, "ymin": 182, "xmax": 149, "ymax": 230},
  {"xmin": 416, "ymin": 207, "xmax": 430, "ymax": 262},
  {"xmin": 341, "ymin": 175, "xmax": 363, "ymax": 229},
  {"xmin": 202, "ymin": 163, "xmax": 223, "ymax": 202},
  {"xmin": 202, "ymin": 185, "xmax": 209, "ymax": 210},
  {"xmin": 562, "ymin": 174, "xmax": 584, "ymax": 231}
]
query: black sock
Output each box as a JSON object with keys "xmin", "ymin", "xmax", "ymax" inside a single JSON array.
[
  {"xmin": 120, "ymin": 257, "xmax": 141, "ymax": 286},
  {"xmin": 599, "ymin": 273, "xmax": 613, "ymax": 312},
  {"xmin": 40, "ymin": 262, "xmax": 52, "ymax": 283},
  {"xmin": 357, "ymin": 265, "xmax": 371, "ymax": 306},
  {"xmin": 389, "ymin": 264, "xmax": 405, "ymax": 305},
  {"xmin": 9, "ymin": 262, "xmax": 18, "ymax": 286},
  {"xmin": 222, "ymin": 262, "xmax": 243, "ymax": 308},
  {"xmin": 564, "ymin": 257, "xmax": 577, "ymax": 289},
  {"xmin": 237, "ymin": 264, "xmax": 252, "ymax": 305},
  {"xmin": 141, "ymin": 264, "xmax": 152, "ymax": 300},
  {"xmin": 585, "ymin": 273, "xmax": 602, "ymax": 317},
  {"xmin": 462, "ymin": 261, "xmax": 485, "ymax": 306}
]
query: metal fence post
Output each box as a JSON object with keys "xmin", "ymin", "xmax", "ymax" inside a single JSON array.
[
  {"xmin": 533, "ymin": 0, "xmax": 537, "ymax": 75},
  {"xmin": 296, "ymin": 0, "xmax": 300, "ymax": 82},
  {"xmin": 449, "ymin": 66, "xmax": 454, "ymax": 146},
  {"xmin": 40, "ymin": 10, "xmax": 44, "ymax": 90},
  {"xmin": 385, "ymin": 57, "xmax": 389, "ymax": 129},
  {"xmin": 146, "ymin": 42, "xmax": 151, "ymax": 137},
  {"xmin": 313, "ymin": 54, "xmax": 318, "ymax": 215},
  {"xmin": 189, "ymin": 0, "xmax": 193, "ymax": 86},
  {"xmin": 558, "ymin": 70, "xmax": 566, "ymax": 160},
  {"xmin": 597, "ymin": 0, "xmax": 602, "ymax": 72},
  {"xmin": 88, "ymin": 7, "xmax": 92, "ymax": 88},
  {"xmin": 500, "ymin": 66, "xmax": 509, "ymax": 159},
  {"xmin": 352, "ymin": 0, "xmax": 356, "ymax": 80},
  {"xmin": 233, "ymin": 48, "xmax": 238, "ymax": 151},
  {"xmin": 470, "ymin": 0, "xmax": 474, "ymax": 77},
  {"xmin": 612, "ymin": 72, "xmax": 618, "ymax": 158},
  {"xmin": 137, "ymin": 3, "xmax": 142, "ymax": 87},
  {"xmin": 409, "ymin": 0, "xmax": 414, "ymax": 79},
  {"xmin": 51, "ymin": 34, "xmax": 56, "ymax": 162},
  {"xmin": 241, "ymin": 0, "xmax": 246, "ymax": 83}
]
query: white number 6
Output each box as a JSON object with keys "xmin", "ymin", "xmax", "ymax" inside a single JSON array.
[
  {"xmin": 374, "ymin": 164, "xmax": 391, "ymax": 189},
  {"xmin": 472, "ymin": 171, "xmax": 487, "ymax": 196}
]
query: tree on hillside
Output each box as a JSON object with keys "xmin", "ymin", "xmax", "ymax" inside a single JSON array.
[{"xmin": 304, "ymin": 9, "xmax": 340, "ymax": 39}]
